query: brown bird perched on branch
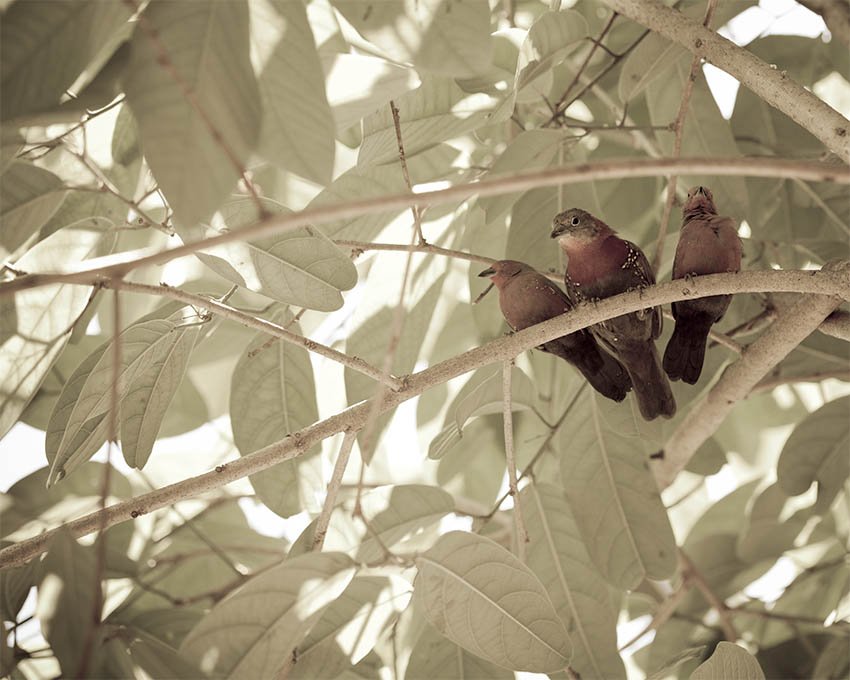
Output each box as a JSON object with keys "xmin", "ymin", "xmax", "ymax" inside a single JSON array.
[
  {"xmin": 478, "ymin": 260, "xmax": 631, "ymax": 402},
  {"xmin": 551, "ymin": 209, "xmax": 676, "ymax": 421},
  {"xmin": 663, "ymin": 186, "xmax": 743, "ymax": 384}
]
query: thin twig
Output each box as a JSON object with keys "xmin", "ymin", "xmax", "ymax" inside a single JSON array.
[
  {"xmin": 335, "ymin": 239, "xmax": 495, "ymax": 266},
  {"xmin": 312, "ymin": 431, "xmax": 358, "ymax": 551},
  {"xmin": 679, "ymin": 549, "xmax": 739, "ymax": 641},
  {"xmin": 105, "ymin": 280, "xmax": 403, "ymax": 390},
  {"xmin": 2, "ymin": 268, "xmax": 849, "ymax": 569},
  {"xmin": 651, "ymin": 0, "xmax": 719, "ymax": 275},
  {"xmin": 752, "ymin": 369, "xmax": 850, "ymax": 393},
  {"xmin": 390, "ymin": 100, "xmax": 425, "ymax": 244},
  {"xmin": 123, "ymin": 0, "xmax": 265, "ymax": 214},
  {"xmin": 502, "ymin": 360, "xmax": 528, "ymax": 561},
  {"xmin": 553, "ymin": 12, "xmax": 618, "ymax": 112},
  {"xmin": 618, "ymin": 579, "xmax": 692, "ymax": 652},
  {"xmin": 3, "ymin": 157, "xmax": 846, "ymax": 296}
]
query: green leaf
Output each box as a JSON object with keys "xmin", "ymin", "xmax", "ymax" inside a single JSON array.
[
  {"xmin": 0, "ymin": 220, "xmax": 115, "ymax": 440},
  {"xmin": 406, "ymin": 622, "xmax": 514, "ymax": 679},
  {"xmin": 685, "ymin": 437, "xmax": 728, "ymax": 476},
  {"xmin": 111, "ymin": 104, "xmax": 141, "ymax": 167},
  {"xmin": 812, "ymin": 635, "xmax": 850, "ymax": 680},
  {"xmin": 618, "ymin": 34, "xmax": 687, "ymax": 103},
  {"xmin": 323, "ymin": 53, "xmax": 419, "ymax": 132},
  {"xmin": 556, "ymin": 392, "xmax": 677, "ymax": 589},
  {"xmin": 37, "ymin": 530, "xmax": 101, "ymax": 677},
  {"xmin": 120, "ymin": 324, "xmax": 200, "ymax": 468},
  {"xmin": 250, "ymin": 0, "xmax": 335, "ymax": 185},
  {"xmin": 230, "ymin": 312, "xmax": 322, "ymax": 518},
  {"xmin": 124, "ymin": 0, "xmax": 261, "ymax": 225},
  {"xmin": 359, "ymin": 75, "xmax": 500, "ymax": 166},
  {"xmin": 106, "ymin": 626, "xmax": 204, "ymax": 679},
  {"xmin": 516, "ymin": 10, "xmax": 588, "ymax": 94},
  {"xmin": 181, "ymin": 197, "xmax": 357, "ymax": 310},
  {"xmin": 0, "ymin": 0, "xmax": 131, "ymax": 121},
  {"xmin": 436, "ymin": 416, "xmax": 505, "ymax": 506},
  {"xmin": 331, "ymin": 0, "xmax": 492, "ymax": 79},
  {"xmin": 414, "ymin": 531, "xmax": 572, "ymax": 673},
  {"xmin": 0, "ymin": 161, "xmax": 66, "ymax": 259},
  {"xmin": 291, "ymin": 575, "xmax": 411, "ymax": 679},
  {"xmin": 777, "ymin": 396, "xmax": 850, "ymax": 513},
  {"xmin": 646, "ymin": 646, "xmax": 708, "ymax": 680},
  {"xmin": 522, "ymin": 483, "xmax": 626, "ymax": 680},
  {"xmin": 736, "ymin": 482, "xmax": 809, "ymax": 563},
  {"xmin": 685, "ymin": 479, "xmax": 760, "ymax": 547},
  {"xmin": 180, "ymin": 551, "xmax": 356, "ymax": 678},
  {"xmin": 691, "ymin": 642, "xmax": 765, "ymax": 680},
  {"xmin": 0, "ymin": 548, "xmax": 38, "ymax": 620}
]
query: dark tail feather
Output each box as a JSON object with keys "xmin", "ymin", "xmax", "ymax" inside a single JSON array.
[
  {"xmin": 663, "ymin": 317, "xmax": 713, "ymax": 385},
  {"xmin": 624, "ymin": 344, "xmax": 676, "ymax": 421},
  {"xmin": 547, "ymin": 339, "xmax": 632, "ymax": 403}
]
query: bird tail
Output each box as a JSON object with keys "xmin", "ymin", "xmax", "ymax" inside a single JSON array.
[
  {"xmin": 663, "ymin": 316, "xmax": 713, "ymax": 385},
  {"xmin": 624, "ymin": 344, "xmax": 676, "ymax": 420},
  {"xmin": 547, "ymin": 339, "xmax": 632, "ymax": 402}
]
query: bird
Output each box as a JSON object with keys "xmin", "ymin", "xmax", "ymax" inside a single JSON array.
[
  {"xmin": 663, "ymin": 186, "xmax": 742, "ymax": 384},
  {"xmin": 550, "ymin": 209, "xmax": 676, "ymax": 421},
  {"xmin": 478, "ymin": 260, "xmax": 632, "ymax": 402}
]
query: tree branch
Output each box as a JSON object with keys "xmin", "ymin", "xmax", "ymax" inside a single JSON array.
[
  {"xmin": 502, "ymin": 360, "xmax": 528, "ymax": 561},
  {"xmin": 2, "ymin": 157, "xmax": 846, "ymax": 296},
  {"xmin": 601, "ymin": 0, "xmax": 850, "ymax": 162},
  {"xmin": 1, "ymin": 267, "xmax": 848, "ymax": 569},
  {"xmin": 655, "ymin": 261, "xmax": 849, "ymax": 489},
  {"xmin": 312, "ymin": 430, "xmax": 358, "ymax": 551},
  {"xmin": 106, "ymin": 280, "xmax": 403, "ymax": 391},
  {"xmin": 679, "ymin": 549, "xmax": 739, "ymax": 641}
]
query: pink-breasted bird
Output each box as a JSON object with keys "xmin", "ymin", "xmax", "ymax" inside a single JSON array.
[
  {"xmin": 550, "ymin": 209, "xmax": 676, "ymax": 421},
  {"xmin": 478, "ymin": 260, "xmax": 631, "ymax": 402},
  {"xmin": 663, "ymin": 186, "xmax": 742, "ymax": 384}
]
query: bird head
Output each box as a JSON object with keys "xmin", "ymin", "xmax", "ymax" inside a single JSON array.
[
  {"xmin": 550, "ymin": 208, "xmax": 609, "ymax": 245},
  {"xmin": 683, "ymin": 185, "xmax": 717, "ymax": 216},
  {"xmin": 478, "ymin": 259, "xmax": 531, "ymax": 288}
]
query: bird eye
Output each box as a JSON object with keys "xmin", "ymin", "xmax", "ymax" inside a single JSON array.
[{"xmin": 570, "ymin": 217, "xmax": 580, "ymax": 226}]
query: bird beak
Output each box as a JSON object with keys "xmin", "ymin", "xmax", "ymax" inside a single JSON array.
[
  {"xmin": 550, "ymin": 223, "xmax": 564, "ymax": 239},
  {"xmin": 478, "ymin": 266, "xmax": 496, "ymax": 277}
]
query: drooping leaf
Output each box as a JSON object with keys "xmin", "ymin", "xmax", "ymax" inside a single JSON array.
[
  {"xmin": 250, "ymin": 0, "xmax": 335, "ymax": 185},
  {"xmin": 414, "ymin": 531, "xmax": 572, "ymax": 673},
  {"xmin": 103, "ymin": 626, "xmax": 203, "ymax": 680},
  {"xmin": 522, "ymin": 483, "xmax": 626, "ymax": 679},
  {"xmin": 515, "ymin": 10, "xmax": 588, "ymax": 95},
  {"xmin": 0, "ymin": 220, "xmax": 115, "ymax": 440},
  {"xmin": 691, "ymin": 641, "xmax": 765, "ymax": 680},
  {"xmin": 124, "ymin": 0, "xmax": 261, "ymax": 225},
  {"xmin": 180, "ymin": 551, "xmax": 356, "ymax": 678},
  {"xmin": 777, "ymin": 396, "xmax": 850, "ymax": 513},
  {"xmin": 331, "ymin": 0, "xmax": 492, "ymax": 79},
  {"xmin": 0, "ymin": 161, "xmax": 66, "ymax": 259},
  {"xmin": 406, "ymin": 622, "xmax": 514, "ymax": 679},
  {"xmin": 230, "ymin": 311, "xmax": 323, "ymax": 518},
  {"xmin": 180, "ymin": 197, "xmax": 357, "ymax": 310},
  {"xmin": 556, "ymin": 392, "xmax": 677, "ymax": 589},
  {"xmin": 37, "ymin": 531, "xmax": 101, "ymax": 677},
  {"xmin": 0, "ymin": 0, "xmax": 131, "ymax": 122}
]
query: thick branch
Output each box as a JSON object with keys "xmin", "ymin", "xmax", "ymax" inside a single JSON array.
[
  {"xmin": 820, "ymin": 309, "xmax": 850, "ymax": 341},
  {"xmin": 107, "ymin": 280, "xmax": 403, "ymax": 391},
  {"xmin": 1, "ymin": 268, "xmax": 847, "ymax": 569},
  {"xmin": 2, "ymin": 157, "xmax": 846, "ymax": 296},
  {"xmin": 601, "ymin": 0, "xmax": 850, "ymax": 162},
  {"xmin": 656, "ymin": 262, "xmax": 849, "ymax": 489}
]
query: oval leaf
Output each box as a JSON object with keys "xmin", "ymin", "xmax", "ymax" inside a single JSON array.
[
  {"xmin": 406, "ymin": 622, "xmax": 514, "ymax": 679},
  {"xmin": 180, "ymin": 551, "xmax": 356, "ymax": 679},
  {"xmin": 414, "ymin": 531, "xmax": 572, "ymax": 673},
  {"xmin": 690, "ymin": 642, "xmax": 765, "ymax": 680},
  {"xmin": 124, "ymin": 0, "xmax": 261, "ymax": 225},
  {"xmin": 0, "ymin": 161, "xmax": 66, "ymax": 259}
]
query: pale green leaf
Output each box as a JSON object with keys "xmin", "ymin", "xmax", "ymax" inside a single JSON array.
[
  {"xmin": 359, "ymin": 76, "xmax": 500, "ymax": 166},
  {"xmin": 230, "ymin": 312, "xmax": 322, "ymax": 518},
  {"xmin": 251, "ymin": 0, "xmax": 335, "ymax": 185},
  {"xmin": 406, "ymin": 622, "xmax": 514, "ymax": 679},
  {"xmin": 685, "ymin": 479, "xmax": 760, "ymax": 547},
  {"xmin": 0, "ymin": 0, "xmax": 131, "ymax": 121},
  {"xmin": 557, "ymin": 392, "xmax": 677, "ymax": 589},
  {"xmin": 522, "ymin": 483, "xmax": 626, "ymax": 680},
  {"xmin": 323, "ymin": 53, "xmax": 419, "ymax": 132},
  {"xmin": 0, "ymin": 221, "xmax": 115, "ymax": 440},
  {"xmin": 454, "ymin": 364, "xmax": 535, "ymax": 431},
  {"xmin": 37, "ymin": 531, "xmax": 100, "ymax": 677},
  {"xmin": 182, "ymin": 197, "xmax": 357, "ymax": 310},
  {"xmin": 331, "ymin": 0, "xmax": 492, "ymax": 79},
  {"xmin": 0, "ymin": 551, "xmax": 38, "ymax": 620},
  {"xmin": 111, "ymin": 104, "xmax": 140, "ymax": 167},
  {"xmin": 291, "ymin": 575, "xmax": 411, "ymax": 679},
  {"xmin": 124, "ymin": 0, "xmax": 261, "ymax": 225},
  {"xmin": 414, "ymin": 531, "xmax": 572, "ymax": 673},
  {"xmin": 436, "ymin": 416, "xmax": 505, "ymax": 506},
  {"xmin": 0, "ymin": 161, "xmax": 66, "ymax": 259},
  {"xmin": 736, "ymin": 482, "xmax": 809, "ymax": 563},
  {"xmin": 685, "ymin": 436, "xmax": 727, "ymax": 476},
  {"xmin": 120, "ymin": 324, "xmax": 200, "ymax": 469},
  {"xmin": 107, "ymin": 626, "xmax": 203, "ymax": 679},
  {"xmin": 777, "ymin": 396, "xmax": 850, "ymax": 513},
  {"xmin": 645, "ymin": 646, "xmax": 707, "ymax": 680},
  {"xmin": 516, "ymin": 10, "xmax": 588, "ymax": 94},
  {"xmin": 691, "ymin": 642, "xmax": 765, "ymax": 680},
  {"xmin": 180, "ymin": 551, "xmax": 356, "ymax": 678},
  {"xmin": 618, "ymin": 34, "xmax": 686, "ymax": 103},
  {"xmin": 812, "ymin": 635, "xmax": 850, "ymax": 680}
]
